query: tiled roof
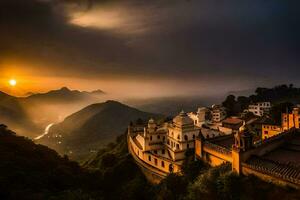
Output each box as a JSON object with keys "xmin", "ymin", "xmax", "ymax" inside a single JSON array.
[{"xmin": 222, "ymin": 117, "xmax": 243, "ymax": 125}]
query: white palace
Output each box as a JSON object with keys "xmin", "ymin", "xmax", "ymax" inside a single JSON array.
[{"xmin": 128, "ymin": 111, "xmax": 200, "ymax": 180}]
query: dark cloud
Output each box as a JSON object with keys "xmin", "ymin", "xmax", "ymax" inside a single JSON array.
[{"xmin": 1, "ymin": 0, "xmax": 300, "ymax": 95}]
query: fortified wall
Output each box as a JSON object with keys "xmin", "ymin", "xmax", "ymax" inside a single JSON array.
[{"xmin": 195, "ymin": 129, "xmax": 300, "ymax": 189}]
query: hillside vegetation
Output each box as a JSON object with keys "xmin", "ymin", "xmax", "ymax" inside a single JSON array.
[
  {"xmin": 39, "ymin": 100, "xmax": 162, "ymax": 159},
  {"xmin": 223, "ymin": 84, "xmax": 300, "ymax": 117}
]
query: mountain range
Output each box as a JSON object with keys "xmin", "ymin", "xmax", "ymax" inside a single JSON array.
[{"xmin": 0, "ymin": 87, "xmax": 106, "ymax": 137}]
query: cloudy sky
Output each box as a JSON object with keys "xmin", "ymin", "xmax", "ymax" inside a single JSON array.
[{"xmin": 0, "ymin": 0, "xmax": 299, "ymax": 97}]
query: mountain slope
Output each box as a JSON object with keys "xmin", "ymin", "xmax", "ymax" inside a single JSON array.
[
  {"xmin": 39, "ymin": 100, "xmax": 162, "ymax": 159},
  {"xmin": 0, "ymin": 88, "xmax": 106, "ymax": 138},
  {"xmin": 0, "ymin": 124, "xmax": 105, "ymax": 199},
  {"xmin": 0, "ymin": 91, "xmax": 36, "ymax": 137}
]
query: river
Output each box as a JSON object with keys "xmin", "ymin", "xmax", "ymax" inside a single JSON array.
[{"xmin": 35, "ymin": 123, "xmax": 54, "ymax": 140}]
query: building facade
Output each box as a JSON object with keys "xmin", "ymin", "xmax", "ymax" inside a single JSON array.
[
  {"xmin": 195, "ymin": 129, "xmax": 300, "ymax": 189},
  {"xmin": 188, "ymin": 107, "xmax": 207, "ymax": 127},
  {"xmin": 262, "ymin": 124, "xmax": 283, "ymax": 140},
  {"xmin": 248, "ymin": 102, "xmax": 271, "ymax": 117},
  {"xmin": 211, "ymin": 105, "xmax": 227, "ymax": 123},
  {"xmin": 128, "ymin": 111, "xmax": 200, "ymax": 182},
  {"xmin": 282, "ymin": 107, "xmax": 300, "ymax": 131}
]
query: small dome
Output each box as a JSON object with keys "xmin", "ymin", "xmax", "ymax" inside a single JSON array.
[
  {"xmin": 173, "ymin": 110, "xmax": 194, "ymax": 126},
  {"xmin": 148, "ymin": 118, "xmax": 156, "ymax": 129},
  {"xmin": 148, "ymin": 118, "xmax": 155, "ymax": 124}
]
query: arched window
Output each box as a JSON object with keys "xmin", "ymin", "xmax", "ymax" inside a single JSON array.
[{"xmin": 184, "ymin": 135, "xmax": 188, "ymax": 141}]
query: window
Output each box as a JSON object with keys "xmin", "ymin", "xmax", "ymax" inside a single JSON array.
[
  {"xmin": 162, "ymin": 149, "xmax": 165, "ymax": 154},
  {"xmin": 161, "ymin": 161, "xmax": 165, "ymax": 167},
  {"xmin": 176, "ymin": 144, "xmax": 179, "ymax": 149},
  {"xmin": 195, "ymin": 120, "xmax": 198, "ymax": 124},
  {"xmin": 150, "ymin": 136, "xmax": 152, "ymax": 141},
  {"xmin": 154, "ymin": 158, "xmax": 158, "ymax": 165},
  {"xmin": 167, "ymin": 139, "xmax": 170, "ymax": 145},
  {"xmin": 157, "ymin": 135, "xmax": 160, "ymax": 139},
  {"xmin": 184, "ymin": 135, "xmax": 188, "ymax": 141},
  {"xmin": 154, "ymin": 150, "xmax": 157, "ymax": 154},
  {"xmin": 264, "ymin": 131, "xmax": 268, "ymax": 135},
  {"xmin": 169, "ymin": 164, "xmax": 173, "ymax": 173},
  {"xmin": 177, "ymin": 135, "xmax": 180, "ymax": 140},
  {"xmin": 148, "ymin": 155, "xmax": 151, "ymax": 161},
  {"xmin": 163, "ymin": 136, "xmax": 165, "ymax": 141},
  {"xmin": 187, "ymin": 143, "xmax": 189, "ymax": 149},
  {"xmin": 193, "ymin": 134, "xmax": 195, "ymax": 139}
]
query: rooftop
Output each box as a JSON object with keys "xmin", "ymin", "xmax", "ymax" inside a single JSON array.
[{"xmin": 222, "ymin": 117, "xmax": 244, "ymax": 125}]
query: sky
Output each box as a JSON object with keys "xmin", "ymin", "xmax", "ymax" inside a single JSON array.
[{"xmin": 0, "ymin": 0, "xmax": 300, "ymax": 97}]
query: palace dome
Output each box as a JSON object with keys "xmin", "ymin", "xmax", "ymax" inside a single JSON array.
[{"xmin": 173, "ymin": 111, "xmax": 194, "ymax": 127}]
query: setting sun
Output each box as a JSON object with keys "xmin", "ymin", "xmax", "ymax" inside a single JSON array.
[{"xmin": 9, "ymin": 79, "xmax": 17, "ymax": 86}]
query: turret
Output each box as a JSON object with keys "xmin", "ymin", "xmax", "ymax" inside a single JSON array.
[{"xmin": 148, "ymin": 118, "xmax": 157, "ymax": 133}]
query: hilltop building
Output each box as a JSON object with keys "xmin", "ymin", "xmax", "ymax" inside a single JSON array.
[
  {"xmin": 211, "ymin": 105, "xmax": 227, "ymax": 123},
  {"xmin": 261, "ymin": 106, "xmax": 300, "ymax": 140},
  {"xmin": 248, "ymin": 102, "xmax": 271, "ymax": 116},
  {"xmin": 188, "ymin": 107, "xmax": 207, "ymax": 127},
  {"xmin": 282, "ymin": 107, "xmax": 300, "ymax": 131},
  {"xmin": 128, "ymin": 111, "xmax": 200, "ymax": 183},
  {"xmin": 128, "ymin": 105, "xmax": 300, "ymax": 187}
]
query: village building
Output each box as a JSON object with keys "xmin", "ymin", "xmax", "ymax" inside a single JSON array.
[
  {"xmin": 188, "ymin": 107, "xmax": 207, "ymax": 127},
  {"xmin": 219, "ymin": 117, "xmax": 245, "ymax": 134},
  {"xmin": 262, "ymin": 124, "xmax": 283, "ymax": 140},
  {"xmin": 282, "ymin": 107, "xmax": 300, "ymax": 131},
  {"xmin": 260, "ymin": 106, "xmax": 300, "ymax": 140},
  {"xmin": 248, "ymin": 102, "xmax": 271, "ymax": 116},
  {"xmin": 211, "ymin": 105, "xmax": 227, "ymax": 123}
]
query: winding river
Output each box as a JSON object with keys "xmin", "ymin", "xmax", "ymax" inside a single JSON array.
[{"xmin": 35, "ymin": 123, "xmax": 54, "ymax": 140}]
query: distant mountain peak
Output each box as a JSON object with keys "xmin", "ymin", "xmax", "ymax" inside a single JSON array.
[
  {"xmin": 0, "ymin": 91, "xmax": 14, "ymax": 98},
  {"xmin": 90, "ymin": 89, "xmax": 105, "ymax": 94},
  {"xmin": 59, "ymin": 87, "xmax": 71, "ymax": 92}
]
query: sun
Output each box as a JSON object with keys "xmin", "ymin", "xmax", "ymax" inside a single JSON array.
[{"xmin": 9, "ymin": 79, "xmax": 17, "ymax": 86}]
